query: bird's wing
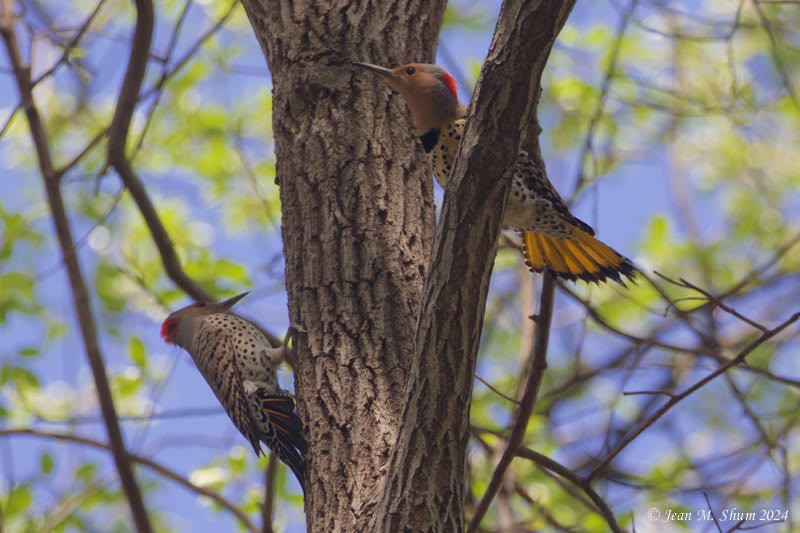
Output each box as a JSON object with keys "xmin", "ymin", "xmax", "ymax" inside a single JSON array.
[
  {"xmin": 255, "ymin": 392, "xmax": 307, "ymax": 453},
  {"xmin": 192, "ymin": 318, "xmax": 263, "ymax": 453},
  {"xmin": 255, "ymin": 391, "xmax": 307, "ymax": 492},
  {"xmin": 514, "ymin": 150, "xmax": 595, "ymax": 235}
]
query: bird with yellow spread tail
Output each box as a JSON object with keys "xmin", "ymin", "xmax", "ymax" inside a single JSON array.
[{"xmin": 352, "ymin": 61, "xmax": 636, "ymax": 286}]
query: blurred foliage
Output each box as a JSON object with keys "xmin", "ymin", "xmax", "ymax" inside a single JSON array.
[{"xmin": 1, "ymin": 0, "xmax": 799, "ymax": 531}]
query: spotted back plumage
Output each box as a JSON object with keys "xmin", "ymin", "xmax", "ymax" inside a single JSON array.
[
  {"xmin": 421, "ymin": 119, "xmax": 635, "ymax": 284},
  {"xmin": 190, "ymin": 313, "xmax": 306, "ymax": 491},
  {"xmin": 422, "ymin": 117, "xmax": 587, "ymax": 237},
  {"xmin": 162, "ymin": 295, "xmax": 307, "ymax": 492},
  {"xmin": 190, "ymin": 313, "xmax": 277, "ymax": 447}
]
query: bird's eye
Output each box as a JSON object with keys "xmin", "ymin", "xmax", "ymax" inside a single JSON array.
[
  {"xmin": 197, "ymin": 302, "xmax": 206, "ymax": 307},
  {"xmin": 168, "ymin": 323, "xmax": 176, "ymax": 331},
  {"xmin": 405, "ymin": 66, "xmax": 415, "ymax": 76}
]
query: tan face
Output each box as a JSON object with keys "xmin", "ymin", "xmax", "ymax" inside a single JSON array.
[
  {"xmin": 352, "ymin": 62, "xmax": 464, "ymax": 132},
  {"xmin": 353, "ymin": 63, "xmax": 453, "ymax": 93}
]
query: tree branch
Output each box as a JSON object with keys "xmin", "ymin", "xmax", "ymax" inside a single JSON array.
[
  {"xmin": 103, "ymin": 0, "xmax": 282, "ymax": 347},
  {"xmin": 30, "ymin": 0, "xmax": 108, "ymax": 87},
  {"xmin": 0, "ymin": 428, "xmax": 256, "ymax": 533},
  {"xmin": 587, "ymin": 310, "xmax": 800, "ymax": 481},
  {"xmin": 260, "ymin": 453, "xmax": 277, "ymax": 533},
  {"xmin": 467, "ymin": 275, "xmax": 555, "ymax": 532},
  {"xmin": 655, "ymin": 273, "xmax": 768, "ymax": 332},
  {"xmin": 516, "ymin": 446, "xmax": 623, "ymax": 533},
  {"xmin": 106, "ymin": 0, "xmax": 214, "ymax": 304},
  {"xmin": 372, "ymin": 1, "xmax": 577, "ymax": 529},
  {"xmin": 0, "ymin": 6, "xmax": 153, "ymax": 530}
]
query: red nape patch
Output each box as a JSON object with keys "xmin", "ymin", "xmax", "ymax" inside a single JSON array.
[
  {"xmin": 440, "ymin": 73, "xmax": 458, "ymax": 100},
  {"xmin": 161, "ymin": 319, "xmax": 177, "ymax": 343}
]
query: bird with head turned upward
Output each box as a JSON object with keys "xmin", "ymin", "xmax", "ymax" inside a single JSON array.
[
  {"xmin": 161, "ymin": 292, "xmax": 307, "ymax": 493},
  {"xmin": 352, "ymin": 61, "xmax": 636, "ymax": 286}
]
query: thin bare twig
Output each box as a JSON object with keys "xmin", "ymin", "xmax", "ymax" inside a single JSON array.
[
  {"xmin": 0, "ymin": 102, "xmax": 20, "ymax": 138},
  {"xmin": 128, "ymin": 0, "xmax": 193, "ymax": 157},
  {"xmin": 570, "ymin": 0, "xmax": 639, "ymax": 200},
  {"xmin": 261, "ymin": 453, "xmax": 277, "ymax": 533},
  {"xmin": 0, "ymin": 428, "xmax": 257, "ymax": 532},
  {"xmin": 623, "ymin": 389, "xmax": 676, "ymax": 398},
  {"xmin": 34, "ymin": 184, "xmax": 125, "ymax": 281},
  {"xmin": 36, "ymin": 407, "xmax": 222, "ymax": 424},
  {"xmin": 655, "ymin": 272, "xmax": 768, "ymax": 332},
  {"xmin": 130, "ymin": 1, "xmax": 237, "ymax": 159},
  {"xmin": 467, "ymin": 275, "xmax": 555, "ymax": 532},
  {"xmin": 232, "ymin": 125, "xmax": 280, "ymax": 228},
  {"xmin": 559, "ymin": 282, "xmax": 713, "ymax": 355},
  {"xmin": 587, "ymin": 310, "xmax": 800, "ymax": 481},
  {"xmin": 31, "ymin": 0, "xmax": 108, "ymax": 87},
  {"xmin": 516, "ymin": 446, "xmax": 623, "ymax": 532},
  {"xmin": 471, "ymin": 423, "xmax": 622, "ymax": 530},
  {"xmin": 474, "ymin": 373, "xmax": 520, "ymax": 405}
]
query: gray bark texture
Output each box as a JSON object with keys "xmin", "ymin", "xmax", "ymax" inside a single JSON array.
[
  {"xmin": 372, "ymin": 2, "xmax": 576, "ymax": 530},
  {"xmin": 239, "ymin": 0, "xmax": 575, "ymax": 530},
  {"xmin": 239, "ymin": 1, "xmax": 445, "ymax": 529}
]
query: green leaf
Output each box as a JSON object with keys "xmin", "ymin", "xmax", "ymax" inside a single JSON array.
[
  {"xmin": 0, "ymin": 364, "xmax": 39, "ymax": 389},
  {"xmin": 189, "ymin": 465, "xmax": 227, "ymax": 489},
  {"xmin": 227, "ymin": 446, "xmax": 247, "ymax": 474},
  {"xmin": 128, "ymin": 337, "xmax": 147, "ymax": 368},
  {"xmin": 75, "ymin": 463, "xmax": 98, "ymax": 482},
  {"xmin": 40, "ymin": 452, "xmax": 54, "ymax": 475},
  {"xmin": 18, "ymin": 347, "xmax": 39, "ymax": 358},
  {"xmin": 113, "ymin": 370, "xmax": 142, "ymax": 398},
  {"xmin": 0, "ymin": 271, "xmax": 36, "ymax": 321},
  {"xmin": 5, "ymin": 484, "xmax": 32, "ymax": 516},
  {"xmin": 214, "ymin": 258, "xmax": 250, "ymax": 284}
]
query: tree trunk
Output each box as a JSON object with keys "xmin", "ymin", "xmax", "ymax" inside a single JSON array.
[
  {"xmin": 239, "ymin": 1, "xmax": 445, "ymax": 529},
  {"xmin": 240, "ymin": 0, "xmax": 575, "ymax": 530}
]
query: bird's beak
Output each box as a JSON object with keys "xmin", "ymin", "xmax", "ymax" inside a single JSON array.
[
  {"xmin": 351, "ymin": 61, "xmax": 397, "ymax": 80},
  {"xmin": 218, "ymin": 292, "xmax": 249, "ymax": 310}
]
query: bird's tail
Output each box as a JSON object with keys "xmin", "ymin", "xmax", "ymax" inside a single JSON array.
[
  {"xmin": 522, "ymin": 228, "xmax": 636, "ymax": 286},
  {"xmin": 257, "ymin": 392, "xmax": 308, "ymax": 493}
]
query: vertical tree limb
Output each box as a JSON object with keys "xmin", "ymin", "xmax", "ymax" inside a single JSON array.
[
  {"xmin": 0, "ymin": 3, "xmax": 153, "ymax": 530},
  {"xmin": 373, "ymin": 1, "xmax": 576, "ymax": 529},
  {"xmin": 467, "ymin": 275, "xmax": 555, "ymax": 532},
  {"xmin": 260, "ymin": 454, "xmax": 277, "ymax": 533}
]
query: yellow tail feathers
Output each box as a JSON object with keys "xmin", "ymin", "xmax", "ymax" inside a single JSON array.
[{"xmin": 522, "ymin": 229, "xmax": 636, "ymax": 286}]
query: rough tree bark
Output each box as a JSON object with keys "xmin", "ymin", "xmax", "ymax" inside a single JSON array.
[
  {"xmin": 239, "ymin": 0, "xmax": 575, "ymax": 530},
  {"xmin": 373, "ymin": 2, "xmax": 576, "ymax": 530},
  {"xmin": 239, "ymin": 1, "xmax": 445, "ymax": 529}
]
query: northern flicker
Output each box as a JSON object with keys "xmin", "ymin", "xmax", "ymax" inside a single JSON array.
[
  {"xmin": 352, "ymin": 61, "xmax": 636, "ymax": 285},
  {"xmin": 161, "ymin": 292, "xmax": 307, "ymax": 492}
]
